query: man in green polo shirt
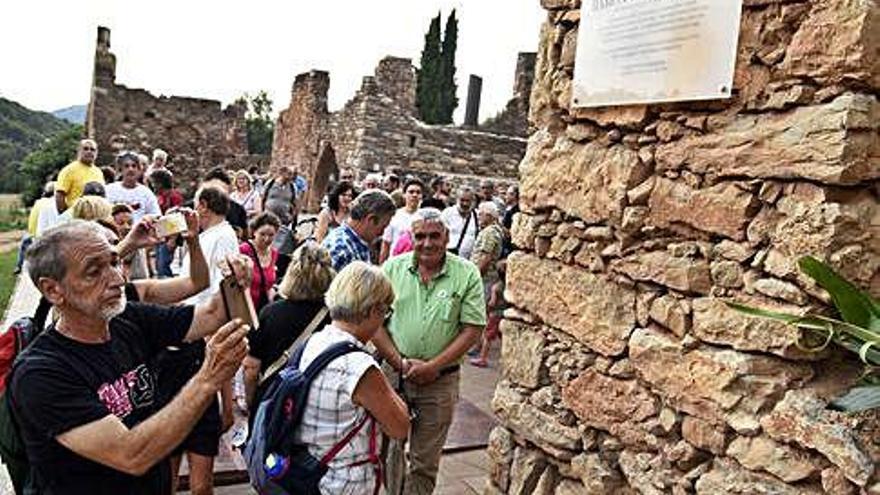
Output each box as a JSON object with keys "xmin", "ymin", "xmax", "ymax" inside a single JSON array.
[{"xmin": 374, "ymin": 207, "xmax": 486, "ymax": 494}]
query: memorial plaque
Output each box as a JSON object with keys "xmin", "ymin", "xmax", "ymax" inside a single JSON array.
[{"xmin": 572, "ymin": 0, "xmax": 743, "ymax": 108}]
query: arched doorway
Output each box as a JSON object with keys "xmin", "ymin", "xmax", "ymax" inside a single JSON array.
[{"xmin": 309, "ymin": 143, "xmax": 338, "ymax": 212}]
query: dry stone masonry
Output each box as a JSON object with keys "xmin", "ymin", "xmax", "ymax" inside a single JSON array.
[
  {"xmin": 271, "ymin": 55, "xmax": 535, "ymax": 210},
  {"xmin": 489, "ymin": 0, "xmax": 879, "ymax": 493},
  {"xmin": 85, "ymin": 27, "xmax": 264, "ymax": 193}
]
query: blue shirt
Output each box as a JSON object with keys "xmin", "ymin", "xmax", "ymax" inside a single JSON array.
[{"xmin": 322, "ymin": 223, "xmax": 371, "ymax": 271}]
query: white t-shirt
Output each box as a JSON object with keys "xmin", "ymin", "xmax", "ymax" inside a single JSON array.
[
  {"xmin": 105, "ymin": 182, "xmax": 161, "ymax": 221},
  {"xmin": 294, "ymin": 325, "xmax": 379, "ymax": 494},
  {"xmin": 183, "ymin": 221, "xmax": 239, "ymax": 305},
  {"xmin": 35, "ymin": 203, "xmax": 60, "ymax": 237},
  {"xmin": 382, "ymin": 208, "xmax": 417, "ymax": 249},
  {"xmin": 441, "ymin": 206, "xmax": 479, "ymax": 259}
]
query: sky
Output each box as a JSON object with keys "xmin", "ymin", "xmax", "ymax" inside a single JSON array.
[{"xmin": 1, "ymin": 0, "xmax": 546, "ymax": 124}]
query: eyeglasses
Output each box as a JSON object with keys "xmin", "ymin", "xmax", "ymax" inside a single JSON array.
[{"xmin": 383, "ymin": 307, "xmax": 394, "ymax": 325}]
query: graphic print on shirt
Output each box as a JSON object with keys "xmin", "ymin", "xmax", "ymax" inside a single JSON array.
[{"xmin": 96, "ymin": 364, "xmax": 154, "ymax": 418}]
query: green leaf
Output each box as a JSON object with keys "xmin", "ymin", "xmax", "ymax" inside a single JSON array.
[
  {"xmin": 830, "ymin": 386, "xmax": 880, "ymax": 413},
  {"xmin": 724, "ymin": 302, "xmax": 802, "ymax": 323},
  {"xmin": 798, "ymin": 256, "xmax": 880, "ymax": 331}
]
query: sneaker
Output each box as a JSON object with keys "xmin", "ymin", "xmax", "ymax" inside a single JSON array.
[{"xmin": 469, "ymin": 358, "xmax": 489, "ymax": 368}]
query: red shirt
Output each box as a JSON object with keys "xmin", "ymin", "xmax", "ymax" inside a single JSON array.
[
  {"xmin": 157, "ymin": 189, "xmax": 183, "ymax": 214},
  {"xmin": 239, "ymin": 242, "xmax": 278, "ymax": 308}
]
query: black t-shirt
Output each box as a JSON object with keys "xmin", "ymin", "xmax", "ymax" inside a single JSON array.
[
  {"xmin": 9, "ymin": 302, "xmax": 194, "ymax": 495},
  {"xmin": 250, "ymin": 298, "xmax": 327, "ymax": 372},
  {"xmin": 420, "ymin": 197, "xmax": 447, "ymax": 210},
  {"xmin": 226, "ymin": 201, "xmax": 248, "ymax": 233}
]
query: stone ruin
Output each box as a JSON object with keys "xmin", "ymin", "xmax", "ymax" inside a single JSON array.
[
  {"xmin": 490, "ymin": 0, "xmax": 879, "ymax": 494},
  {"xmin": 271, "ymin": 54, "xmax": 536, "ymax": 211},
  {"xmin": 85, "ymin": 27, "xmax": 265, "ymax": 193}
]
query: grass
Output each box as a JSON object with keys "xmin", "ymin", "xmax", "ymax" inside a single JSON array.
[
  {"xmin": 0, "ymin": 194, "xmax": 27, "ymax": 233},
  {"xmin": 0, "ymin": 250, "xmax": 18, "ymax": 318}
]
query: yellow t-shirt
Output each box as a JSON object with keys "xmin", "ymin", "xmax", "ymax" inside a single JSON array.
[
  {"xmin": 27, "ymin": 197, "xmax": 52, "ymax": 236},
  {"xmin": 55, "ymin": 161, "xmax": 105, "ymax": 207}
]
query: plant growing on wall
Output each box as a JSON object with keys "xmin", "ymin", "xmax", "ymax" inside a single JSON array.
[
  {"xmin": 416, "ymin": 10, "xmax": 458, "ymax": 124},
  {"xmin": 727, "ymin": 256, "xmax": 880, "ymax": 412}
]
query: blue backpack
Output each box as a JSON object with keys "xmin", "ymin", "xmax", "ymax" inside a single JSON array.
[{"xmin": 244, "ymin": 340, "xmax": 377, "ymax": 495}]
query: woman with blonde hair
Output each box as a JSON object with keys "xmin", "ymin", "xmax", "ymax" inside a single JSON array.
[
  {"xmin": 231, "ymin": 169, "xmax": 262, "ymax": 217},
  {"xmin": 291, "ymin": 261, "xmax": 409, "ymax": 494},
  {"xmin": 242, "ymin": 242, "xmax": 337, "ymax": 406}
]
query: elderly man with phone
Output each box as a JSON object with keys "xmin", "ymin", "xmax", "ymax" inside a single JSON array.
[{"xmin": 9, "ymin": 220, "xmax": 252, "ymax": 494}]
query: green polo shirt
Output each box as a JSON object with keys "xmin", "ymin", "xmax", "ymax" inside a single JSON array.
[{"xmin": 383, "ymin": 252, "xmax": 487, "ymax": 361}]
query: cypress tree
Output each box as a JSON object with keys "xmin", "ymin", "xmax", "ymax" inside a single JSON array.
[
  {"xmin": 416, "ymin": 13, "xmax": 442, "ymax": 123},
  {"xmin": 438, "ymin": 9, "xmax": 459, "ymax": 124}
]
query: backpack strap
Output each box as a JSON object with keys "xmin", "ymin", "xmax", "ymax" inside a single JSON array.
[{"xmin": 300, "ymin": 341, "xmax": 363, "ymax": 382}]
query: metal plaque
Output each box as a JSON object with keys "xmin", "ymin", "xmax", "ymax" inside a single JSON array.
[{"xmin": 572, "ymin": 0, "xmax": 743, "ymax": 108}]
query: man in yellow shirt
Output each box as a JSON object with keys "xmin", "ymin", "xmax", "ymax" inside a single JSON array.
[
  {"xmin": 55, "ymin": 139, "xmax": 104, "ymax": 213},
  {"xmin": 16, "ymin": 182, "xmax": 55, "ymax": 274}
]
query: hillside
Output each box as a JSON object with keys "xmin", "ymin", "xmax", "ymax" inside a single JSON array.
[
  {"xmin": 52, "ymin": 104, "xmax": 87, "ymax": 124},
  {"xmin": 0, "ymin": 97, "xmax": 72, "ymax": 193}
]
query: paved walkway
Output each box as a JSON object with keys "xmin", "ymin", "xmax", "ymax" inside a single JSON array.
[{"xmin": 0, "ymin": 269, "xmax": 501, "ymax": 494}]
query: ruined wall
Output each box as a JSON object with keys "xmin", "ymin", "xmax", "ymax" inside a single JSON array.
[
  {"xmin": 86, "ymin": 27, "xmax": 252, "ymax": 193},
  {"xmin": 489, "ymin": 1, "xmax": 880, "ymax": 494},
  {"xmin": 482, "ymin": 52, "xmax": 537, "ymax": 137},
  {"xmin": 271, "ymin": 56, "xmax": 529, "ymax": 211}
]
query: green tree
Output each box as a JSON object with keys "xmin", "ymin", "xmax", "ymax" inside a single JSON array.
[
  {"xmin": 20, "ymin": 125, "xmax": 83, "ymax": 206},
  {"xmin": 416, "ymin": 13, "xmax": 443, "ymax": 124},
  {"xmin": 236, "ymin": 91, "xmax": 274, "ymax": 155},
  {"xmin": 437, "ymin": 9, "xmax": 459, "ymax": 124}
]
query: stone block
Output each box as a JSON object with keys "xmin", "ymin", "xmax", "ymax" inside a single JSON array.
[
  {"xmin": 507, "ymin": 253, "xmax": 636, "ymax": 356},
  {"xmin": 779, "ymin": 0, "xmax": 880, "ymax": 90},
  {"xmin": 691, "ymin": 297, "xmax": 817, "ymax": 360},
  {"xmin": 554, "ymin": 478, "xmax": 590, "ymax": 495},
  {"xmin": 726, "ymin": 435, "xmax": 823, "ymax": 483},
  {"xmin": 487, "ymin": 426, "xmax": 515, "ymax": 492},
  {"xmin": 629, "ymin": 328, "xmax": 813, "ymax": 430},
  {"xmin": 500, "ymin": 319, "xmax": 544, "ymax": 388},
  {"xmin": 569, "ymin": 453, "xmax": 624, "ymax": 494},
  {"xmin": 821, "ymin": 467, "xmax": 858, "ymax": 495},
  {"xmin": 571, "ymin": 105, "xmax": 650, "ymax": 128},
  {"xmin": 710, "ymin": 260, "xmax": 744, "ymax": 288},
  {"xmin": 654, "ymin": 94, "xmax": 880, "ymax": 186},
  {"xmin": 648, "ymin": 295, "xmax": 691, "ymax": 337},
  {"xmin": 509, "ymin": 447, "xmax": 548, "ymax": 495},
  {"xmin": 765, "ymin": 186, "xmax": 879, "ymax": 291},
  {"xmin": 520, "ymin": 134, "xmax": 650, "ymax": 225},
  {"xmin": 611, "ymin": 251, "xmax": 712, "ymax": 295},
  {"xmin": 648, "ymin": 178, "xmax": 757, "ymax": 241},
  {"xmin": 761, "ymin": 390, "xmax": 874, "ymax": 486},
  {"xmin": 561, "ymin": 369, "xmax": 661, "ymax": 448},
  {"xmin": 492, "ymin": 381, "xmax": 582, "ymax": 455},
  {"xmin": 713, "ymin": 240, "xmax": 755, "ymax": 263},
  {"xmin": 681, "ymin": 416, "xmax": 728, "ymax": 455},
  {"xmin": 510, "ymin": 212, "xmax": 537, "ymax": 250},
  {"xmin": 694, "ymin": 458, "xmax": 820, "ymax": 494},
  {"xmin": 618, "ymin": 451, "xmax": 679, "ymax": 495}
]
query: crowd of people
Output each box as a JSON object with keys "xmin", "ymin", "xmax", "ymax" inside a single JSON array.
[{"xmin": 4, "ymin": 138, "xmax": 520, "ymax": 494}]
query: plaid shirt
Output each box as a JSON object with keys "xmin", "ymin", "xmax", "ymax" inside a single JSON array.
[
  {"xmin": 322, "ymin": 223, "xmax": 371, "ymax": 271},
  {"xmin": 294, "ymin": 325, "xmax": 379, "ymax": 494}
]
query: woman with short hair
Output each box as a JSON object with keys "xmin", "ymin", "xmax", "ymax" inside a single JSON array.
[
  {"xmin": 293, "ymin": 261, "xmax": 410, "ymax": 494},
  {"xmin": 242, "ymin": 242, "xmax": 337, "ymax": 406}
]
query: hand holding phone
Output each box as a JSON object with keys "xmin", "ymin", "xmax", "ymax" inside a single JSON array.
[{"xmin": 220, "ymin": 275, "xmax": 259, "ymax": 330}]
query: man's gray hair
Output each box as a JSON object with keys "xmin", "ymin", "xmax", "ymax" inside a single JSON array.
[
  {"xmin": 153, "ymin": 148, "xmax": 168, "ymax": 161},
  {"xmin": 349, "ymin": 189, "xmax": 396, "ymax": 221},
  {"xmin": 458, "ymin": 185, "xmax": 474, "ymax": 196},
  {"xmin": 26, "ymin": 220, "xmax": 105, "ymax": 286},
  {"xmin": 411, "ymin": 207, "xmax": 448, "ymax": 231}
]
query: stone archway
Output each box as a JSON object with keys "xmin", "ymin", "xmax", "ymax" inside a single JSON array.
[{"xmin": 308, "ymin": 142, "xmax": 338, "ymax": 212}]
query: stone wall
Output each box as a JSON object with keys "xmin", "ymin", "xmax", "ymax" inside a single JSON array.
[
  {"xmin": 85, "ymin": 27, "xmax": 254, "ymax": 193},
  {"xmin": 271, "ymin": 56, "xmax": 532, "ymax": 211},
  {"xmin": 489, "ymin": 1, "xmax": 879, "ymax": 494},
  {"xmin": 482, "ymin": 53, "xmax": 537, "ymax": 137}
]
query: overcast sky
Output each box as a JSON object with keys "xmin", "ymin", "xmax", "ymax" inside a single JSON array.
[{"xmin": 2, "ymin": 1, "xmax": 545, "ymax": 124}]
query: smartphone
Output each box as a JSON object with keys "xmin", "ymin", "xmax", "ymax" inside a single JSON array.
[
  {"xmin": 155, "ymin": 212, "xmax": 187, "ymax": 238},
  {"xmin": 220, "ymin": 275, "xmax": 259, "ymax": 330}
]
